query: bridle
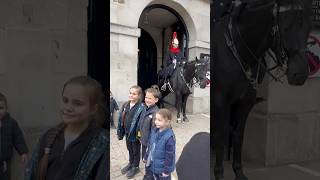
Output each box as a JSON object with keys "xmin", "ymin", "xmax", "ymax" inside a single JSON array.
[
  {"xmin": 193, "ymin": 57, "xmax": 209, "ymax": 86},
  {"xmin": 224, "ymin": 0, "xmax": 307, "ymax": 88},
  {"xmin": 180, "ymin": 57, "xmax": 209, "ymax": 90}
]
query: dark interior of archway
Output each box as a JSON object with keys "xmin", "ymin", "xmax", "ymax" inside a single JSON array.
[
  {"xmin": 138, "ymin": 29, "xmax": 158, "ymax": 90},
  {"xmin": 87, "ymin": 0, "xmax": 108, "ymax": 93}
]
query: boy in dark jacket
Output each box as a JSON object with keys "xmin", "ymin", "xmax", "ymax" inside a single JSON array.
[
  {"xmin": 0, "ymin": 93, "xmax": 28, "ymax": 180},
  {"xmin": 137, "ymin": 88, "xmax": 160, "ymax": 179}
]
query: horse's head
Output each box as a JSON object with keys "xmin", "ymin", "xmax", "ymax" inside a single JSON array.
[
  {"xmin": 195, "ymin": 56, "xmax": 210, "ymax": 89},
  {"xmin": 275, "ymin": 0, "xmax": 312, "ymax": 85}
]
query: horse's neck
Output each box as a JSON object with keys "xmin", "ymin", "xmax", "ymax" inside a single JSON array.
[
  {"xmin": 234, "ymin": 2, "xmax": 274, "ymax": 60},
  {"xmin": 183, "ymin": 63, "xmax": 196, "ymax": 82}
]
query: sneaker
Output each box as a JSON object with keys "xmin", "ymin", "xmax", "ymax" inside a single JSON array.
[
  {"xmin": 121, "ymin": 164, "xmax": 132, "ymax": 175},
  {"xmin": 126, "ymin": 166, "xmax": 139, "ymax": 179}
]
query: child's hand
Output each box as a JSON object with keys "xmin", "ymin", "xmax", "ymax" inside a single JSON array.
[
  {"xmin": 21, "ymin": 154, "xmax": 28, "ymax": 165},
  {"xmin": 161, "ymin": 172, "xmax": 169, "ymax": 177}
]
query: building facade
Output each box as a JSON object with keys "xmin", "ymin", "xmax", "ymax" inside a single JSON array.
[{"xmin": 110, "ymin": 0, "xmax": 210, "ymax": 113}]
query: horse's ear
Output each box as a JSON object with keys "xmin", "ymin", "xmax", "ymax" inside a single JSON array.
[{"xmin": 195, "ymin": 56, "xmax": 198, "ymax": 62}]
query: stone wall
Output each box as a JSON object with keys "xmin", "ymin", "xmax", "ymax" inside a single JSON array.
[{"xmin": 0, "ymin": 1, "xmax": 88, "ymax": 179}]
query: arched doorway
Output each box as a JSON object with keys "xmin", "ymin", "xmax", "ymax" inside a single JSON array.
[
  {"xmin": 138, "ymin": 29, "xmax": 158, "ymax": 90},
  {"xmin": 137, "ymin": 4, "xmax": 189, "ymax": 90}
]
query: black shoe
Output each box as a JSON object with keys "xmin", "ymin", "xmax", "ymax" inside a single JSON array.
[
  {"xmin": 126, "ymin": 166, "xmax": 139, "ymax": 179},
  {"xmin": 143, "ymin": 174, "xmax": 154, "ymax": 180},
  {"xmin": 121, "ymin": 164, "xmax": 132, "ymax": 174},
  {"xmin": 234, "ymin": 170, "xmax": 248, "ymax": 180}
]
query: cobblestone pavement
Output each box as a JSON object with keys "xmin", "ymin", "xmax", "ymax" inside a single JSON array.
[{"xmin": 110, "ymin": 109, "xmax": 210, "ymax": 180}]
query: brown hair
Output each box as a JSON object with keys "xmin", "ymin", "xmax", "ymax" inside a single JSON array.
[
  {"xmin": 145, "ymin": 88, "xmax": 161, "ymax": 99},
  {"xmin": 36, "ymin": 76, "xmax": 104, "ymax": 180},
  {"xmin": 157, "ymin": 108, "xmax": 172, "ymax": 122},
  {"xmin": 130, "ymin": 85, "xmax": 143, "ymax": 102},
  {"xmin": 0, "ymin": 92, "xmax": 8, "ymax": 108}
]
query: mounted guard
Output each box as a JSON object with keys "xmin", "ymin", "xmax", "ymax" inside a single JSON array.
[{"xmin": 160, "ymin": 31, "xmax": 186, "ymax": 91}]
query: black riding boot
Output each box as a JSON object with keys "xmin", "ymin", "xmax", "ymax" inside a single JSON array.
[
  {"xmin": 214, "ymin": 166, "xmax": 224, "ymax": 180},
  {"xmin": 233, "ymin": 163, "xmax": 248, "ymax": 180}
]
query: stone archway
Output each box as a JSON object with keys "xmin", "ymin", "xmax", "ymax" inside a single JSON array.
[
  {"xmin": 138, "ymin": 0, "xmax": 197, "ymax": 54},
  {"xmin": 137, "ymin": 3, "xmax": 191, "ymax": 91}
]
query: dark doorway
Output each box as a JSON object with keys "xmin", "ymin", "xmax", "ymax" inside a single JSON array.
[
  {"xmin": 138, "ymin": 29, "xmax": 158, "ymax": 90},
  {"xmin": 87, "ymin": 0, "xmax": 108, "ymax": 92}
]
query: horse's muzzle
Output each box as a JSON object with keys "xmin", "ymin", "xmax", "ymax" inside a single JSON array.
[
  {"xmin": 200, "ymin": 80, "xmax": 207, "ymax": 89},
  {"xmin": 286, "ymin": 54, "xmax": 309, "ymax": 86}
]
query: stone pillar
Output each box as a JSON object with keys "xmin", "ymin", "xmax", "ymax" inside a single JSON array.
[
  {"xmin": 243, "ymin": 75, "xmax": 320, "ymax": 165},
  {"xmin": 110, "ymin": 23, "xmax": 141, "ymax": 103},
  {"xmin": 186, "ymin": 40, "xmax": 210, "ymax": 114}
]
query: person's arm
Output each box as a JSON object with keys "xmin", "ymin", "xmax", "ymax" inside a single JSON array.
[
  {"xmin": 93, "ymin": 152, "xmax": 109, "ymax": 180},
  {"xmin": 144, "ymin": 113, "xmax": 155, "ymax": 145},
  {"xmin": 117, "ymin": 102, "xmax": 127, "ymax": 140},
  {"xmin": 12, "ymin": 119, "xmax": 29, "ymax": 164},
  {"xmin": 143, "ymin": 129, "xmax": 152, "ymax": 162},
  {"xmin": 143, "ymin": 145, "xmax": 150, "ymax": 162},
  {"xmin": 137, "ymin": 110, "xmax": 146, "ymax": 140},
  {"xmin": 114, "ymin": 100, "xmax": 119, "ymax": 111},
  {"xmin": 166, "ymin": 53, "xmax": 172, "ymax": 66},
  {"xmin": 24, "ymin": 132, "xmax": 47, "ymax": 180},
  {"xmin": 163, "ymin": 136, "xmax": 175, "ymax": 175}
]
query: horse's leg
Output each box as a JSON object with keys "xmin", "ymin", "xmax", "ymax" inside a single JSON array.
[
  {"xmin": 159, "ymin": 89, "xmax": 170, "ymax": 108},
  {"xmin": 182, "ymin": 93, "xmax": 189, "ymax": 122},
  {"xmin": 213, "ymin": 91, "xmax": 230, "ymax": 180},
  {"xmin": 176, "ymin": 92, "xmax": 182, "ymax": 123},
  {"xmin": 230, "ymin": 89, "xmax": 256, "ymax": 180}
]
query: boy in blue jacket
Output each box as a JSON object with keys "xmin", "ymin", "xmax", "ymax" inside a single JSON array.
[{"xmin": 143, "ymin": 108, "xmax": 176, "ymax": 180}]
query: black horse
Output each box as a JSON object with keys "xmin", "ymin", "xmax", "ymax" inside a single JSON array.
[
  {"xmin": 212, "ymin": 0, "xmax": 312, "ymax": 180},
  {"xmin": 159, "ymin": 56, "xmax": 209, "ymax": 122}
]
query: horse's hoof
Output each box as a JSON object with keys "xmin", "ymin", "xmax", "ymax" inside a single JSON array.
[
  {"xmin": 215, "ymin": 174, "xmax": 224, "ymax": 180},
  {"xmin": 234, "ymin": 170, "xmax": 248, "ymax": 180},
  {"xmin": 177, "ymin": 118, "xmax": 181, "ymax": 123},
  {"xmin": 184, "ymin": 117, "xmax": 189, "ymax": 122}
]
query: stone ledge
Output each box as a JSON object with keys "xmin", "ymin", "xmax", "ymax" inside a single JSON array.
[
  {"xmin": 189, "ymin": 40, "xmax": 210, "ymax": 49},
  {"xmin": 110, "ymin": 23, "xmax": 140, "ymax": 37}
]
